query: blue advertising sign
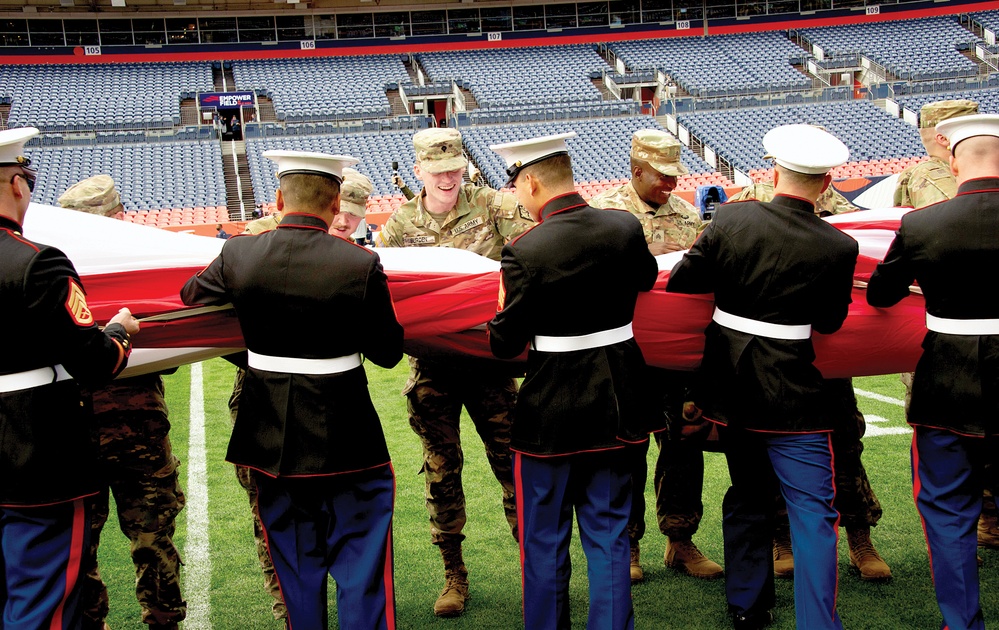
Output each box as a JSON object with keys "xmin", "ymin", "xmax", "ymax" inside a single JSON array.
[{"xmin": 199, "ymin": 91, "xmax": 255, "ymax": 108}]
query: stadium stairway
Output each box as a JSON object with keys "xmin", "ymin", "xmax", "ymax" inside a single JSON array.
[{"xmin": 221, "ymin": 140, "xmax": 255, "ymax": 220}]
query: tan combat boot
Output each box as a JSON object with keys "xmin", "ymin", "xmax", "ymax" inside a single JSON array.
[
  {"xmin": 773, "ymin": 527, "xmax": 794, "ymax": 579},
  {"xmin": 665, "ymin": 538, "xmax": 723, "ymax": 579},
  {"xmin": 630, "ymin": 542, "xmax": 644, "ymax": 583},
  {"xmin": 978, "ymin": 511, "xmax": 999, "ymax": 549},
  {"xmin": 434, "ymin": 542, "xmax": 470, "ymax": 617},
  {"xmin": 847, "ymin": 527, "xmax": 892, "ymax": 581}
]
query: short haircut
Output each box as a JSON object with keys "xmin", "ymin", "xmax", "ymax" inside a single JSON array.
[
  {"xmin": 279, "ymin": 173, "xmax": 341, "ymax": 210},
  {"xmin": 775, "ymin": 165, "xmax": 826, "ymax": 188},
  {"xmin": 521, "ymin": 154, "xmax": 573, "ymax": 188}
]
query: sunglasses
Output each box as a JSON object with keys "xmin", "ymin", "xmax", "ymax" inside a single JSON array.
[{"xmin": 10, "ymin": 172, "xmax": 35, "ymax": 193}]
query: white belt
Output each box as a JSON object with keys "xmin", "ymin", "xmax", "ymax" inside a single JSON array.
[
  {"xmin": 0, "ymin": 365, "xmax": 72, "ymax": 393},
  {"xmin": 532, "ymin": 323, "xmax": 633, "ymax": 353},
  {"xmin": 247, "ymin": 351, "xmax": 362, "ymax": 375},
  {"xmin": 712, "ymin": 307, "xmax": 811, "ymax": 341},
  {"xmin": 926, "ymin": 313, "xmax": 999, "ymax": 336}
]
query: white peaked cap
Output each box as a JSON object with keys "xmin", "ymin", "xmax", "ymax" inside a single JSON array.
[
  {"xmin": 0, "ymin": 127, "xmax": 40, "ymax": 172},
  {"xmin": 263, "ymin": 150, "xmax": 359, "ymax": 182},
  {"xmin": 762, "ymin": 124, "xmax": 849, "ymax": 175},
  {"xmin": 936, "ymin": 113, "xmax": 999, "ymax": 154},
  {"xmin": 490, "ymin": 132, "xmax": 577, "ymax": 185}
]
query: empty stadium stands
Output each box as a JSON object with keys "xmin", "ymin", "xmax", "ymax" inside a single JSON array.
[
  {"xmin": 798, "ymin": 17, "xmax": 981, "ymax": 82},
  {"xmin": 30, "ymin": 140, "xmax": 227, "ymax": 212},
  {"xmin": 1, "ymin": 62, "xmax": 213, "ymax": 132},
  {"xmin": 608, "ymin": 32, "xmax": 813, "ymax": 99},
  {"xmin": 677, "ymin": 101, "xmax": 924, "ymax": 175},
  {"xmin": 231, "ymin": 56, "xmax": 409, "ymax": 123},
  {"xmin": 415, "ymin": 45, "xmax": 611, "ymax": 109}
]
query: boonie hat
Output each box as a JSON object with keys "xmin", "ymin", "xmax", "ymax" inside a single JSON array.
[
  {"xmin": 490, "ymin": 132, "xmax": 577, "ymax": 187},
  {"xmin": 413, "ymin": 128, "xmax": 468, "ymax": 173},
  {"xmin": 264, "ymin": 150, "xmax": 358, "ymax": 183},
  {"xmin": 762, "ymin": 124, "xmax": 849, "ymax": 175},
  {"xmin": 920, "ymin": 99, "xmax": 979, "ymax": 129},
  {"xmin": 631, "ymin": 129, "xmax": 688, "ymax": 177},
  {"xmin": 58, "ymin": 174, "xmax": 122, "ymax": 216},
  {"xmin": 339, "ymin": 168, "xmax": 372, "ymax": 218}
]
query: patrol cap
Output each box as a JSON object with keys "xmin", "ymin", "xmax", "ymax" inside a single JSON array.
[
  {"xmin": 413, "ymin": 128, "xmax": 468, "ymax": 173},
  {"xmin": 263, "ymin": 150, "xmax": 358, "ymax": 183},
  {"xmin": 0, "ymin": 127, "xmax": 39, "ymax": 173},
  {"xmin": 631, "ymin": 129, "xmax": 689, "ymax": 177},
  {"xmin": 762, "ymin": 124, "xmax": 849, "ymax": 175},
  {"xmin": 937, "ymin": 113, "xmax": 999, "ymax": 154},
  {"xmin": 920, "ymin": 99, "xmax": 978, "ymax": 129},
  {"xmin": 339, "ymin": 168, "xmax": 372, "ymax": 218},
  {"xmin": 490, "ymin": 132, "xmax": 577, "ymax": 187},
  {"xmin": 58, "ymin": 174, "xmax": 123, "ymax": 216}
]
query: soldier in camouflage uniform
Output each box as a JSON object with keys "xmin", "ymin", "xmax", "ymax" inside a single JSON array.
[
  {"xmin": 727, "ymin": 175, "xmax": 892, "ymax": 581},
  {"xmin": 893, "ymin": 99, "xmax": 978, "ymax": 210},
  {"xmin": 589, "ymin": 130, "xmax": 723, "ymax": 584},
  {"xmin": 891, "ymin": 99, "xmax": 999, "ymax": 552},
  {"xmin": 58, "ymin": 176, "xmax": 186, "ymax": 630},
  {"xmin": 728, "ymin": 180, "xmax": 858, "ymax": 216},
  {"xmin": 379, "ymin": 128, "xmax": 535, "ymax": 617}
]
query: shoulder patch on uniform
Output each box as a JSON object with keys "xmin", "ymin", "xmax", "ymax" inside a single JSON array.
[
  {"xmin": 518, "ymin": 206, "xmax": 532, "ymax": 220},
  {"xmin": 65, "ymin": 279, "xmax": 94, "ymax": 326}
]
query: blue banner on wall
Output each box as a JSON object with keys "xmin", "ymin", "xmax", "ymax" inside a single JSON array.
[{"xmin": 199, "ymin": 91, "xmax": 255, "ymax": 108}]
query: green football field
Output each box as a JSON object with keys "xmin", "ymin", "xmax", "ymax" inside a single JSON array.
[{"xmin": 94, "ymin": 359, "xmax": 998, "ymax": 629}]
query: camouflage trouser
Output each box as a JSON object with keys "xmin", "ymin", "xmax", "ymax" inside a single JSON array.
[
  {"xmin": 777, "ymin": 378, "xmax": 882, "ymax": 530},
  {"xmin": 901, "ymin": 372, "xmax": 999, "ymax": 519},
  {"xmin": 229, "ymin": 369, "xmax": 287, "ymax": 621},
  {"xmin": 628, "ymin": 368, "xmax": 704, "ymax": 542},
  {"xmin": 404, "ymin": 358, "xmax": 518, "ymax": 545},
  {"xmin": 80, "ymin": 375, "xmax": 187, "ymax": 629}
]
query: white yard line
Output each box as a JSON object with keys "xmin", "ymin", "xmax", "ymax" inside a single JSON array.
[
  {"xmin": 854, "ymin": 387, "xmax": 905, "ymax": 407},
  {"xmin": 184, "ymin": 362, "xmax": 213, "ymax": 629},
  {"xmin": 855, "ymin": 388, "xmax": 912, "ymax": 436}
]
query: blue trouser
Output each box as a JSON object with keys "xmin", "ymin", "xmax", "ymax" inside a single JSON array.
[
  {"xmin": 723, "ymin": 430, "xmax": 842, "ymax": 630},
  {"xmin": 912, "ymin": 427, "xmax": 991, "ymax": 630},
  {"xmin": 255, "ymin": 464, "xmax": 396, "ymax": 630},
  {"xmin": 514, "ymin": 450, "xmax": 634, "ymax": 630},
  {"xmin": 1, "ymin": 498, "xmax": 91, "ymax": 630}
]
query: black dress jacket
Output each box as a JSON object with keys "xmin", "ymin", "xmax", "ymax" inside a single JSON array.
[
  {"xmin": 666, "ymin": 195, "xmax": 858, "ymax": 433},
  {"xmin": 0, "ymin": 215, "xmax": 130, "ymax": 506},
  {"xmin": 868, "ymin": 177, "xmax": 999, "ymax": 436},
  {"xmin": 488, "ymin": 192, "xmax": 659, "ymax": 455},
  {"xmin": 181, "ymin": 212, "xmax": 404, "ymax": 476}
]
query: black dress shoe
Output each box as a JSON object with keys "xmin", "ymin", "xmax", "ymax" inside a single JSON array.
[{"xmin": 733, "ymin": 609, "xmax": 774, "ymax": 630}]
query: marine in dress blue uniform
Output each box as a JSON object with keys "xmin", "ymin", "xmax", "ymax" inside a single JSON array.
[
  {"xmin": 666, "ymin": 125, "xmax": 858, "ymax": 630},
  {"xmin": 181, "ymin": 150, "xmax": 404, "ymax": 630},
  {"xmin": 867, "ymin": 113, "xmax": 999, "ymax": 630},
  {"xmin": 0, "ymin": 127, "xmax": 137, "ymax": 630},
  {"xmin": 488, "ymin": 133, "xmax": 659, "ymax": 630}
]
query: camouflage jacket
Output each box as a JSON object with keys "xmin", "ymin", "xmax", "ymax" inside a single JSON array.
[
  {"xmin": 379, "ymin": 183, "xmax": 534, "ymax": 261},
  {"xmin": 892, "ymin": 157, "xmax": 956, "ymax": 209},
  {"xmin": 588, "ymin": 182, "xmax": 702, "ymax": 249},
  {"xmin": 728, "ymin": 181, "xmax": 858, "ymax": 217},
  {"xmin": 244, "ymin": 214, "xmax": 281, "ymax": 235}
]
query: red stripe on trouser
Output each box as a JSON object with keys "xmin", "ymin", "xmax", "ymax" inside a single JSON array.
[
  {"xmin": 49, "ymin": 499, "xmax": 86, "ymax": 630},
  {"xmin": 384, "ymin": 463, "xmax": 397, "ymax": 630},
  {"xmin": 513, "ymin": 452, "xmax": 527, "ymax": 625}
]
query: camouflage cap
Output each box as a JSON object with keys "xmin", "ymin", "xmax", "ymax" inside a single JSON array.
[
  {"xmin": 58, "ymin": 174, "xmax": 122, "ymax": 216},
  {"xmin": 631, "ymin": 129, "xmax": 689, "ymax": 177},
  {"xmin": 339, "ymin": 168, "xmax": 372, "ymax": 218},
  {"xmin": 920, "ymin": 99, "xmax": 979, "ymax": 129},
  {"xmin": 413, "ymin": 128, "xmax": 468, "ymax": 173}
]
